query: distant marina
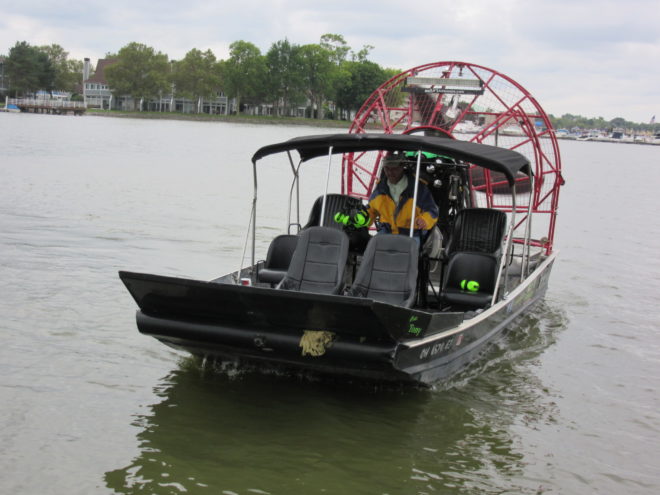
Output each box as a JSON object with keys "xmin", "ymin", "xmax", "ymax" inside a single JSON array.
[
  {"xmin": 451, "ymin": 125, "xmax": 660, "ymax": 146},
  {"xmin": 552, "ymin": 127, "xmax": 660, "ymax": 145}
]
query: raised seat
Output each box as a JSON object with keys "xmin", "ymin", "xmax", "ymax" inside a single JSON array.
[
  {"xmin": 440, "ymin": 208, "xmax": 507, "ymax": 309},
  {"xmin": 257, "ymin": 234, "xmax": 299, "ymax": 286},
  {"xmin": 278, "ymin": 227, "xmax": 349, "ymax": 295},
  {"xmin": 304, "ymin": 194, "xmax": 363, "ymax": 230},
  {"xmin": 304, "ymin": 194, "xmax": 371, "ymax": 253},
  {"xmin": 347, "ymin": 234, "xmax": 419, "ymax": 307}
]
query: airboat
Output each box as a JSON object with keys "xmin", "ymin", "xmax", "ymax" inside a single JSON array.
[{"xmin": 119, "ymin": 62, "xmax": 563, "ymax": 385}]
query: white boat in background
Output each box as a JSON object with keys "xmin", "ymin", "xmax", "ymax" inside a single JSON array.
[
  {"xmin": 452, "ymin": 121, "xmax": 482, "ymax": 134},
  {"xmin": 576, "ymin": 130, "xmax": 601, "ymax": 141},
  {"xmin": 498, "ymin": 125, "xmax": 525, "ymax": 136}
]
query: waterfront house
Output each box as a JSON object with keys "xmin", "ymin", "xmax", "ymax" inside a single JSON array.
[
  {"xmin": 83, "ymin": 57, "xmax": 234, "ymax": 114},
  {"xmin": 83, "ymin": 58, "xmax": 115, "ymax": 109}
]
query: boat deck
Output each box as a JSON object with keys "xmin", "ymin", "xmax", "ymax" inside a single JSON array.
[{"xmin": 215, "ymin": 246, "xmax": 546, "ymax": 315}]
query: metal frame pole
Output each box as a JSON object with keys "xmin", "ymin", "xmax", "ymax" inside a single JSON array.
[{"xmin": 319, "ymin": 146, "xmax": 334, "ymax": 227}]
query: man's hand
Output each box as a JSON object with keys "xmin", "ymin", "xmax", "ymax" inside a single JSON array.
[{"xmin": 414, "ymin": 217, "xmax": 427, "ymax": 229}]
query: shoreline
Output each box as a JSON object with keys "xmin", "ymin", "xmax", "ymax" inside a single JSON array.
[
  {"xmin": 8, "ymin": 109, "xmax": 659, "ymax": 144},
  {"xmin": 86, "ymin": 109, "xmax": 353, "ymax": 128}
]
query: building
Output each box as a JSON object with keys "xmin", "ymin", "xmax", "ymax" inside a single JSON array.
[
  {"xmin": 83, "ymin": 57, "xmax": 232, "ymax": 113},
  {"xmin": 82, "ymin": 58, "xmax": 115, "ymax": 109}
]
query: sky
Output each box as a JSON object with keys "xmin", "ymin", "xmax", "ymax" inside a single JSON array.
[{"xmin": 1, "ymin": 0, "xmax": 658, "ymax": 123}]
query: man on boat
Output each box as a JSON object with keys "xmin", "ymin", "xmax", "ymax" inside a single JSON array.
[{"xmin": 366, "ymin": 153, "xmax": 439, "ymax": 243}]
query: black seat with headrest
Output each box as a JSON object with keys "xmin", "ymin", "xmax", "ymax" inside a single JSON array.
[
  {"xmin": 305, "ymin": 194, "xmax": 371, "ymax": 253},
  {"xmin": 440, "ymin": 208, "xmax": 507, "ymax": 309},
  {"xmin": 257, "ymin": 234, "xmax": 299, "ymax": 286},
  {"xmin": 278, "ymin": 227, "xmax": 349, "ymax": 295},
  {"xmin": 347, "ymin": 234, "xmax": 419, "ymax": 308},
  {"xmin": 445, "ymin": 208, "xmax": 507, "ymax": 257},
  {"xmin": 304, "ymin": 194, "xmax": 363, "ymax": 230}
]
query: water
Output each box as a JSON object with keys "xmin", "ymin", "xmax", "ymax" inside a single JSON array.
[{"xmin": 1, "ymin": 113, "xmax": 659, "ymax": 494}]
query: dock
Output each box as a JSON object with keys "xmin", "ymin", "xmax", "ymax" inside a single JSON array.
[{"xmin": 7, "ymin": 98, "xmax": 87, "ymax": 115}]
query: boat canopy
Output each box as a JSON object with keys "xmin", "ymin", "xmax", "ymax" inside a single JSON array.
[{"xmin": 252, "ymin": 133, "xmax": 531, "ymax": 186}]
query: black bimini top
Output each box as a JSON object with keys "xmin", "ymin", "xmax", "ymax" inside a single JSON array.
[{"xmin": 252, "ymin": 133, "xmax": 531, "ymax": 185}]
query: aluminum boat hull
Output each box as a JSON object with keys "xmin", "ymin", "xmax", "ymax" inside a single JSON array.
[{"xmin": 119, "ymin": 253, "xmax": 555, "ymax": 385}]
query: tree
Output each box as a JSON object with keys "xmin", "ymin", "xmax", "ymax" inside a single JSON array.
[
  {"xmin": 320, "ymin": 33, "xmax": 350, "ymax": 66},
  {"xmin": 351, "ymin": 44, "xmax": 375, "ymax": 63},
  {"xmin": 223, "ymin": 41, "xmax": 266, "ymax": 114},
  {"xmin": 610, "ymin": 117, "xmax": 627, "ymax": 128},
  {"xmin": 105, "ymin": 42, "xmax": 170, "ymax": 110},
  {"xmin": 336, "ymin": 60, "xmax": 388, "ymax": 118},
  {"xmin": 38, "ymin": 44, "xmax": 83, "ymax": 94},
  {"xmin": 265, "ymin": 39, "xmax": 305, "ymax": 116},
  {"xmin": 171, "ymin": 49, "xmax": 220, "ymax": 112},
  {"xmin": 5, "ymin": 41, "xmax": 55, "ymax": 96},
  {"xmin": 298, "ymin": 44, "xmax": 335, "ymax": 119}
]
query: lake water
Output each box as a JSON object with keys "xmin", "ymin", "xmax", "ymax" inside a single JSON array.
[{"xmin": 1, "ymin": 113, "xmax": 659, "ymax": 494}]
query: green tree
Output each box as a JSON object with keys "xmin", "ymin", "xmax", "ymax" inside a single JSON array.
[
  {"xmin": 609, "ymin": 117, "xmax": 627, "ymax": 128},
  {"xmin": 351, "ymin": 44, "xmax": 375, "ymax": 63},
  {"xmin": 298, "ymin": 43, "xmax": 334, "ymax": 119},
  {"xmin": 265, "ymin": 39, "xmax": 305, "ymax": 116},
  {"xmin": 38, "ymin": 44, "xmax": 83, "ymax": 94},
  {"xmin": 319, "ymin": 34, "xmax": 354, "ymax": 119},
  {"xmin": 320, "ymin": 33, "xmax": 350, "ymax": 66},
  {"xmin": 171, "ymin": 49, "xmax": 220, "ymax": 112},
  {"xmin": 5, "ymin": 41, "xmax": 55, "ymax": 96},
  {"xmin": 336, "ymin": 60, "xmax": 388, "ymax": 118},
  {"xmin": 223, "ymin": 41, "xmax": 266, "ymax": 114},
  {"xmin": 105, "ymin": 42, "xmax": 170, "ymax": 110},
  {"xmin": 547, "ymin": 113, "xmax": 657, "ymax": 133}
]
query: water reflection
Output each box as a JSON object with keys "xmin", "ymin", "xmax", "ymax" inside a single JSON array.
[{"xmin": 105, "ymin": 302, "xmax": 566, "ymax": 495}]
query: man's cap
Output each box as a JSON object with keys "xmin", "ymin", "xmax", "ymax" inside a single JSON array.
[{"xmin": 382, "ymin": 153, "xmax": 405, "ymax": 168}]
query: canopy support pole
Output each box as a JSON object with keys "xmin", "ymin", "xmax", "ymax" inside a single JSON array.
[
  {"xmin": 285, "ymin": 151, "xmax": 302, "ymax": 234},
  {"xmin": 319, "ymin": 146, "xmax": 334, "ymax": 227},
  {"xmin": 492, "ymin": 185, "xmax": 516, "ymax": 304},
  {"xmin": 410, "ymin": 150, "xmax": 423, "ymax": 238},
  {"xmin": 522, "ymin": 175, "xmax": 535, "ymax": 278}
]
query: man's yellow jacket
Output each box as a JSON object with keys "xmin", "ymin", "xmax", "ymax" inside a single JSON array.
[{"xmin": 367, "ymin": 175, "xmax": 439, "ymax": 235}]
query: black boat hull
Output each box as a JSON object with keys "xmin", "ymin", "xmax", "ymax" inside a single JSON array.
[
  {"xmin": 396, "ymin": 255, "xmax": 555, "ymax": 383},
  {"xmin": 119, "ymin": 253, "xmax": 555, "ymax": 384}
]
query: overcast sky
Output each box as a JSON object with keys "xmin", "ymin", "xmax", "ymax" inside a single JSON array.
[{"xmin": 1, "ymin": 0, "xmax": 658, "ymax": 123}]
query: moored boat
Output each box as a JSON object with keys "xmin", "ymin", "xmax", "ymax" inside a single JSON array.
[{"xmin": 0, "ymin": 103, "xmax": 20, "ymax": 113}]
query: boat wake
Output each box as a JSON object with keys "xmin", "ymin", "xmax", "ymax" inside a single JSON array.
[
  {"xmin": 435, "ymin": 300, "xmax": 568, "ymax": 392},
  {"xmin": 177, "ymin": 355, "xmax": 430, "ymax": 394}
]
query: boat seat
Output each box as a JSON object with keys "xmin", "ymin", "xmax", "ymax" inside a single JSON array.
[
  {"xmin": 347, "ymin": 234, "xmax": 419, "ymax": 307},
  {"xmin": 440, "ymin": 208, "xmax": 507, "ymax": 309},
  {"xmin": 304, "ymin": 194, "xmax": 371, "ymax": 253},
  {"xmin": 444, "ymin": 208, "xmax": 507, "ymax": 257},
  {"xmin": 304, "ymin": 194, "xmax": 364, "ymax": 230},
  {"xmin": 278, "ymin": 226, "xmax": 349, "ymax": 295},
  {"xmin": 257, "ymin": 234, "xmax": 299, "ymax": 286}
]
